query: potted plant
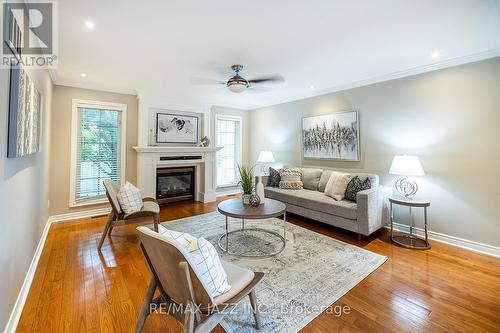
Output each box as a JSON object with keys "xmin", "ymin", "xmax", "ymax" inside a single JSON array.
[{"xmin": 237, "ymin": 164, "xmax": 254, "ymax": 205}]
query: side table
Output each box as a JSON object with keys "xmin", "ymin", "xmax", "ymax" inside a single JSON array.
[{"xmin": 389, "ymin": 196, "xmax": 431, "ymax": 250}]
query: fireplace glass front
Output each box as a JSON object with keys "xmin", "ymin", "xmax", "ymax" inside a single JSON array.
[{"xmin": 156, "ymin": 167, "xmax": 195, "ymax": 203}]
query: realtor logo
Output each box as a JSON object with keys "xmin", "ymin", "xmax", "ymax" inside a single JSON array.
[{"xmin": 2, "ymin": 0, "xmax": 58, "ymax": 68}]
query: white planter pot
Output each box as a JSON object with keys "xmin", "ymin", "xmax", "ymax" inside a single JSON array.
[{"xmin": 242, "ymin": 194, "xmax": 251, "ymax": 205}]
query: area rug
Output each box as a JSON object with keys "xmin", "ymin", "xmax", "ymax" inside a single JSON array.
[{"xmin": 160, "ymin": 212, "xmax": 387, "ymax": 333}]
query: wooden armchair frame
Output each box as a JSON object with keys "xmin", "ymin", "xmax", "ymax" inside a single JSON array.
[
  {"xmin": 98, "ymin": 180, "xmax": 160, "ymax": 251},
  {"xmin": 135, "ymin": 227, "xmax": 264, "ymax": 333}
]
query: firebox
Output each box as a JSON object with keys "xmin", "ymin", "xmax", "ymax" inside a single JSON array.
[{"xmin": 156, "ymin": 166, "xmax": 195, "ymax": 203}]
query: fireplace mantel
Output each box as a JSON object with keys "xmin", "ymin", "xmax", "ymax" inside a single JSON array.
[
  {"xmin": 134, "ymin": 146, "xmax": 222, "ymax": 203},
  {"xmin": 133, "ymin": 146, "xmax": 221, "ymax": 154}
]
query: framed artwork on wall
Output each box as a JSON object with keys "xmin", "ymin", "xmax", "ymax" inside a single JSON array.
[
  {"xmin": 302, "ymin": 111, "xmax": 360, "ymax": 161},
  {"xmin": 156, "ymin": 113, "xmax": 199, "ymax": 144},
  {"xmin": 7, "ymin": 64, "xmax": 42, "ymax": 158}
]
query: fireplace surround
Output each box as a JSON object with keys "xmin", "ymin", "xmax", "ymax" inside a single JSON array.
[{"xmin": 134, "ymin": 146, "xmax": 221, "ymax": 203}]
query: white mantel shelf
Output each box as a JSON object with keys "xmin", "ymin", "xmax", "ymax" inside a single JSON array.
[{"xmin": 133, "ymin": 146, "xmax": 222, "ymax": 153}]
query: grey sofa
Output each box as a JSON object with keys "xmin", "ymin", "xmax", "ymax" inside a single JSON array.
[{"xmin": 259, "ymin": 168, "xmax": 386, "ymax": 238}]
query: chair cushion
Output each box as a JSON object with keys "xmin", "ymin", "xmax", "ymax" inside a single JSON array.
[
  {"xmin": 301, "ymin": 168, "xmax": 323, "ymax": 190},
  {"xmin": 117, "ymin": 182, "xmax": 143, "ymax": 214},
  {"xmin": 324, "ymin": 171, "xmax": 353, "ymax": 201},
  {"xmin": 142, "ymin": 200, "xmax": 160, "ymax": 214},
  {"xmin": 213, "ymin": 260, "xmax": 255, "ymax": 305},
  {"xmin": 265, "ymin": 187, "xmax": 357, "ymax": 220}
]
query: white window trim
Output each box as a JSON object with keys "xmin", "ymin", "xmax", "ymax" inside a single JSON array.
[
  {"xmin": 215, "ymin": 114, "xmax": 243, "ymax": 188},
  {"xmin": 69, "ymin": 99, "xmax": 127, "ymax": 208}
]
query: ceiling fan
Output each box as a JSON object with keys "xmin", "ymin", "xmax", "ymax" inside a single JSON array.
[{"xmin": 194, "ymin": 65, "xmax": 284, "ymax": 93}]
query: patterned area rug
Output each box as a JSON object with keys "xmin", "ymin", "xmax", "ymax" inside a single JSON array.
[{"xmin": 161, "ymin": 212, "xmax": 387, "ymax": 333}]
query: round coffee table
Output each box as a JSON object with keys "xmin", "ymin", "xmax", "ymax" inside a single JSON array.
[{"xmin": 217, "ymin": 198, "xmax": 287, "ymax": 257}]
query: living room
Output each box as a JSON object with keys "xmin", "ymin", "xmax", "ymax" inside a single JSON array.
[{"xmin": 1, "ymin": 1, "xmax": 499, "ymax": 333}]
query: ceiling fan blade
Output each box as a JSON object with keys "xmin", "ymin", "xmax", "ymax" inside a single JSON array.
[
  {"xmin": 248, "ymin": 74, "xmax": 284, "ymax": 84},
  {"xmin": 247, "ymin": 85, "xmax": 270, "ymax": 93},
  {"xmin": 189, "ymin": 77, "xmax": 226, "ymax": 85}
]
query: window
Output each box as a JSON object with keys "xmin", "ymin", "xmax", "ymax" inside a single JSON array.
[
  {"xmin": 216, "ymin": 115, "xmax": 242, "ymax": 187},
  {"xmin": 70, "ymin": 100, "xmax": 127, "ymax": 207}
]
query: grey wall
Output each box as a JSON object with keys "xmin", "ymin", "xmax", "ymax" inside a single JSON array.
[
  {"xmin": 0, "ymin": 66, "xmax": 53, "ymax": 330},
  {"xmin": 49, "ymin": 85, "xmax": 139, "ymax": 215},
  {"xmin": 249, "ymin": 57, "xmax": 500, "ymax": 247}
]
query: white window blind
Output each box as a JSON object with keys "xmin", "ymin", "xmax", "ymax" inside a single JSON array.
[
  {"xmin": 216, "ymin": 116, "xmax": 241, "ymax": 187},
  {"xmin": 70, "ymin": 100, "xmax": 126, "ymax": 206}
]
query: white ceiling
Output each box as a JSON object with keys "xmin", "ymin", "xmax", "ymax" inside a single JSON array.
[{"xmin": 52, "ymin": 0, "xmax": 500, "ymax": 110}]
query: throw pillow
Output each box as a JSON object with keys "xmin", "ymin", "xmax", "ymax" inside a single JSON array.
[
  {"xmin": 268, "ymin": 167, "xmax": 281, "ymax": 187},
  {"xmin": 156, "ymin": 225, "xmax": 231, "ymax": 298},
  {"xmin": 344, "ymin": 176, "xmax": 372, "ymax": 202},
  {"xmin": 301, "ymin": 168, "xmax": 323, "ymax": 190},
  {"xmin": 157, "ymin": 225, "xmax": 197, "ymax": 250},
  {"xmin": 324, "ymin": 171, "xmax": 352, "ymax": 201},
  {"xmin": 117, "ymin": 182, "xmax": 143, "ymax": 214},
  {"xmin": 279, "ymin": 168, "xmax": 303, "ymax": 190},
  {"xmin": 188, "ymin": 237, "xmax": 232, "ymax": 298},
  {"xmin": 318, "ymin": 170, "xmax": 333, "ymax": 192}
]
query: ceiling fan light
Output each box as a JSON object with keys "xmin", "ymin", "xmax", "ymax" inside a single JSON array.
[{"xmin": 227, "ymin": 81, "xmax": 247, "ymax": 93}]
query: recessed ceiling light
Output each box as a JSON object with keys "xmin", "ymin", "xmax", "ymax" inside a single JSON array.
[
  {"xmin": 309, "ymin": 85, "xmax": 315, "ymax": 89},
  {"xmin": 84, "ymin": 21, "xmax": 95, "ymax": 29},
  {"xmin": 431, "ymin": 51, "xmax": 440, "ymax": 59},
  {"xmin": 81, "ymin": 73, "xmax": 87, "ymax": 78}
]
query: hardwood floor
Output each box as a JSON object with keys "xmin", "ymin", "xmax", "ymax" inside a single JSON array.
[{"xmin": 17, "ymin": 196, "xmax": 500, "ymax": 332}]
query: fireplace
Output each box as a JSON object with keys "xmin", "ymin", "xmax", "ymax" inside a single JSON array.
[{"xmin": 156, "ymin": 166, "xmax": 195, "ymax": 203}]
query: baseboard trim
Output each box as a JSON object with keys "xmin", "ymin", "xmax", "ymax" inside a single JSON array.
[
  {"xmin": 3, "ymin": 217, "xmax": 52, "ymax": 333},
  {"xmin": 387, "ymin": 222, "xmax": 500, "ymax": 258},
  {"xmin": 48, "ymin": 207, "xmax": 110, "ymax": 223}
]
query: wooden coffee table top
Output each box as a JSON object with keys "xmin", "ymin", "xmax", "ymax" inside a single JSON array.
[{"xmin": 218, "ymin": 198, "xmax": 286, "ymax": 219}]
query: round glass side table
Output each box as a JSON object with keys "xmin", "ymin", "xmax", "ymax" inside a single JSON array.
[{"xmin": 389, "ymin": 196, "xmax": 431, "ymax": 250}]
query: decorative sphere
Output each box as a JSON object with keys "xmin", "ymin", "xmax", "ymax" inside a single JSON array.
[{"xmin": 249, "ymin": 193, "xmax": 261, "ymax": 206}]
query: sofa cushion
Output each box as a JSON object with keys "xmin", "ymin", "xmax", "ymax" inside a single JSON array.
[
  {"xmin": 318, "ymin": 170, "xmax": 333, "ymax": 192},
  {"xmin": 301, "ymin": 168, "xmax": 323, "ymax": 190},
  {"xmin": 319, "ymin": 170, "xmax": 379, "ymax": 192},
  {"xmin": 265, "ymin": 187, "xmax": 357, "ymax": 220}
]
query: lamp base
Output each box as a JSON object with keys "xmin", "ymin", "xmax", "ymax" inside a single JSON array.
[{"xmin": 395, "ymin": 177, "xmax": 418, "ymax": 198}]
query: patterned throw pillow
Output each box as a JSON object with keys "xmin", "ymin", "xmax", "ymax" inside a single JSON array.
[
  {"xmin": 279, "ymin": 168, "xmax": 303, "ymax": 190},
  {"xmin": 157, "ymin": 225, "xmax": 197, "ymax": 250},
  {"xmin": 324, "ymin": 171, "xmax": 352, "ymax": 201},
  {"xmin": 188, "ymin": 237, "xmax": 232, "ymax": 297},
  {"xmin": 268, "ymin": 167, "xmax": 281, "ymax": 187},
  {"xmin": 156, "ymin": 225, "xmax": 231, "ymax": 298},
  {"xmin": 344, "ymin": 176, "xmax": 371, "ymax": 202},
  {"xmin": 117, "ymin": 182, "xmax": 143, "ymax": 214}
]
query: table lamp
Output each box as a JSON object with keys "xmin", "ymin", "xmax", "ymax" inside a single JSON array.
[
  {"xmin": 389, "ymin": 155, "xmax": 425, "ymax": 198},
  {"xmin": 257, "ymin": 150, "xmax": 275, "ymax": 175}
]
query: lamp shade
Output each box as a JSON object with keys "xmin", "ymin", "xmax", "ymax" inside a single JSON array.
[
  {"xmin": 257, "ymin": 150, "xmax": 275, "ymax": 163},
  {"xmin": 389, "ymin": 155, "xmax": 425, "ymax": 176}
]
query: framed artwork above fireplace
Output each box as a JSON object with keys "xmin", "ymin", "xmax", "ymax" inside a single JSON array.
[{"xmin": 156, "ymin": 113, "xmax": 199, "ymax": 144}]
